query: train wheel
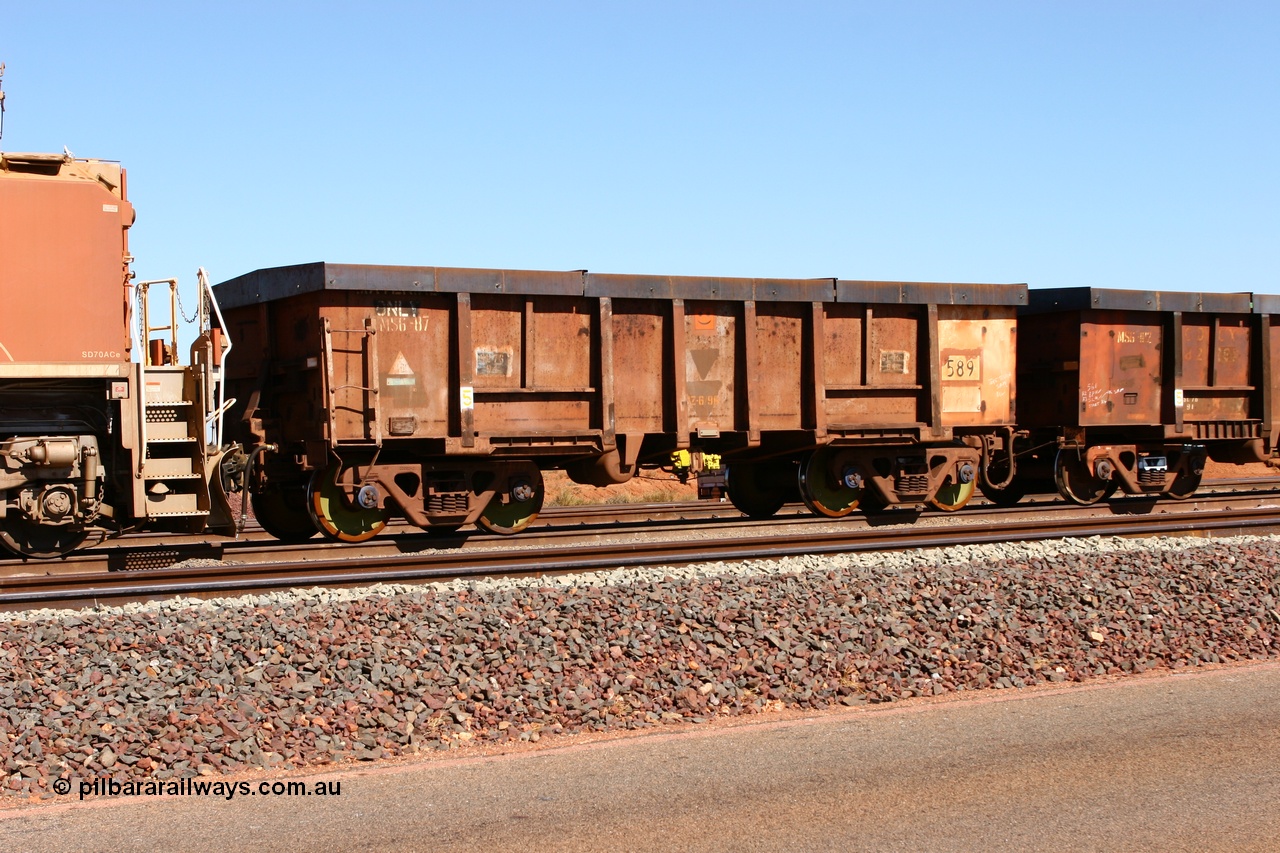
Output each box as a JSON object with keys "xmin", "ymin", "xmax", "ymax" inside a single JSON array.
[
  {"xmin": 978, "ymin": 455, "xmax": 1025, "ymax": 506},
  {"xmin": 1166, "ymin": 471, "xmax": 1202, "ymax": 501},
  {"xmin": 0, "ymin": 520, "xmax": 86, "ymax": 559},
  {"xmin": 250, "ymin": 486, "xmax": 319, "ymax": 542},
  {"xmin": 307, "ymin": 466, "xmax": 389, "ymax": 542},
  {"xmin": 931, "ymin": 478, "xmax": 976, "ymax": 512},
  {"xmin": 1053, "ymin": 449, "xmax": 1113, "ymax": 505},
  {"xmin": 726, "ymin": 461, "xmax": 789, "ymax": 519},
  {"xmin": 978, "ymin": 481, "xmax": 1026, "ymax": 506},
  {"xmin": 475, "ymin": 471, "xmax": 544, "ymax": 535},
  {"xmin": 797, "ymin": 449, "xmax": 861, "ymax": 518}
]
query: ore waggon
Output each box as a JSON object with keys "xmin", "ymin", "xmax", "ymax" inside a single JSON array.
[
  {"xmin": 0, "ymin": 148, "xmax": 235, "ymax": 557},
  {"xmin": 984, "ymin": 288, "xmax": 1280, "ymax": 505},
  {"xmin": 213, "ymin": 264, "xmax": 1026, "ymax": 540}
]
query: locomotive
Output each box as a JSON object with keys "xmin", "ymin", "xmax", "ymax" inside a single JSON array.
[{"xmin": 0, "ymin": 133, "xmax": 236, "ymax": 557}]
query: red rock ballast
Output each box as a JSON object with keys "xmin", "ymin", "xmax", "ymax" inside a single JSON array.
[{"xmin": 2, "ymin": 535, "xmax": 1278, "ymax": 799}]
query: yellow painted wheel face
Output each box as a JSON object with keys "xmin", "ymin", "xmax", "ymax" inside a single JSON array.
[
  {"xmin": 308, "ymin": 467, "xmax": 388, "ymax": 542},
  {"xmin": 930, "ymin": 477, "xmax": 975, "ymax": 512},
  {"xmin": 798, "ymin": 449, "xmax": 860, "ymax": 518},
  {"xmin": 475, "ymin": 472, "xmax": 544, "ymax": 535}
]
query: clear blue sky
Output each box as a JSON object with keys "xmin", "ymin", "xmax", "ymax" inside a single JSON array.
[{"xmin": 3, "ymin": 2, "xmax": 1276, "ymax": 299}]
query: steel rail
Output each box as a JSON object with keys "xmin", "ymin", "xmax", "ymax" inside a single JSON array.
[
  {"xmin": 4, "ymin": 498, "xmax": 1280, "ymax": 611},
  {"xmin": 6, "ymin": 477, "xmax": 1279, "ymax": 578}
]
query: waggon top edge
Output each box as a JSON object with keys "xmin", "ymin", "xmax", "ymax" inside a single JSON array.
[
  {"xmin": 1026, "ymin": 286, "xmax": 1254, "ymax": 314},
  {"xmin": 215, "ymin": 264, "xmax": 1036, "ymax": 309},
  {"xmin": 215, "ymin": 263, "xmax": 845, "ymax": 306},
  {"xmin": 836, "ymin": 280, "xmax": 1028, "ymax": 306}
]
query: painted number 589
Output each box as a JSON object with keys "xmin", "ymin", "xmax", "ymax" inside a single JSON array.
[{"xmin": 944, "ymin": 357, "xmax": 978, "ymax": 378}]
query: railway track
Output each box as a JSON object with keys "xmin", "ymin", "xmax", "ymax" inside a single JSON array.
[
  {"xmin": 4, "ymin": 475, "xmax": 1277, "ymax": 573},
  {"xmin": 4, "ymin": 479, "xmax": 1280, "ymax": 611}
]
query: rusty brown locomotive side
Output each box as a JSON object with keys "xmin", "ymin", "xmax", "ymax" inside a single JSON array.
[
  {"xmin": 1004, "ymin": 287, "xmax": 1280, "ymax": 505},
  {"xmin": 214, "ymin": 263, "xmax": 1026, "ymax": 540},
  {"xmin": 0, "ymin": 149, "xmax": 234, "ymax": 557}
]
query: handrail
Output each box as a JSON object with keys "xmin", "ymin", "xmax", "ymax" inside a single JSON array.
[{"xmin": 198, "ymin": 268, "xmax": 233, "ymax": 448}]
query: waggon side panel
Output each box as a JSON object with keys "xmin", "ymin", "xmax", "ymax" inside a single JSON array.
[
  {"xmin": 470, "ymin": 293, "xmax": 595, "ymax": 435},
  {"xmin": 750, "ymin": 302, "xmax": 807, "ymax": 431},
  {"xmin": 821, "ymin": 303, "xmax": 922, "ymax": 428},
  {"xmin": 937, "ymin": 305, "xmax": 1017, "ymax": 426},
  {"xmin": 1021, "ymin": 287, "xmax": 1263, "ymax": 435},
  {"xmin": 367, "ymin": 293, "xmax": 452, "ymax": 436},
  {"xmin": 610, "ymin": 299, "xmax": 666, "ymax": 436},
  {"xmin": 1078, "ymin": 310, "xmax": 1164, "ymax": 427},
  {"xmin": 682, "ymin": 301, "xmax": 737, "ymax": 434},
  {"xmin": 1180, "ymin": 313, "xmax": 1254, "ymax": 422}
]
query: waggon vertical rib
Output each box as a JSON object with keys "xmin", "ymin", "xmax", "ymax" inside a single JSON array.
[
  {"xmin": 671, "ymin": 298, "xmax": 689, "ymax": 450},
  {"xmin": 598, "ymin": 297, "xmax": 616, "ymax": 449},
  {"xmin": 927, "ymin": 303, "xmax": 942, "ymax": 433},
  {"xmin": 457, "ymin": 292, "xmax": 475, "ymax": 448},
  {"xmin": 810, "ymin": 301, "xmax": 827, "ymax": 437},
  {"xmin": 1171, "ymin": 311, "xmax": 1185, "ymax": 434},
  {"xmin": 743, "ymin": 300, "xmax": 760, "ymax": 444}
]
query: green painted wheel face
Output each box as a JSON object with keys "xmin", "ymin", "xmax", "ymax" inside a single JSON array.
[
  {"xmin": 476, "ymin": 474, "xmax": 544, "ymax": 535},
  {"xmin": 308, "ymin": 466, "xmax": 389, "ymax": 542},
  {"xmin": 798, "ymin": 449, "xmax": 861, "ymax": 518},
  {"xmin": 930, "ymin": 477, "xmax": 976, "ymax": 512}
]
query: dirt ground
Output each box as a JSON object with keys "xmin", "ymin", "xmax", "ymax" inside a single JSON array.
[
  {"xmin": 1203, "ymin": 460, "xmax": 1275, "ymax": 479},
  {"xmin": 542, "ymin": 470, "xmax": 698, "ymax": 506}
]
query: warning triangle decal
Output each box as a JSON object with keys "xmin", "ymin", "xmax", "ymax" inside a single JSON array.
[
  {"xmin": 389, "ymin": 352, "xmax": 414, "ymax": 376},
  {"xmin": 690, "ymin": 348, "xmax": 719, "ymax": 380}
]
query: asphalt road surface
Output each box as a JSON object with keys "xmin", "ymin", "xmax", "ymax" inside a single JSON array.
[{"xmin": 3, "ymin": 662, "xmax": 1279, "ymax": 852}]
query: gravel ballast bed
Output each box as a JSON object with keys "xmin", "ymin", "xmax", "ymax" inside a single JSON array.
[{"xmin": 2, "ymin": 535, "xmax": 1279, "ymax": 799}]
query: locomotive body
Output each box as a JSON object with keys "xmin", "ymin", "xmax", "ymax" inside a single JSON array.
[
  {"xmin": 0, "ymin": 150, "xmax": 233, "ymax": 556},
  {"xmin": 215, "ymin": 263, "xmax": 1025, "ymax": 539}
]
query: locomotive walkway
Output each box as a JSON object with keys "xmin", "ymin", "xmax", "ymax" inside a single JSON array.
[{"xmin": 4, "ymin": 661, "xmax": 1278, "ymax": 852}]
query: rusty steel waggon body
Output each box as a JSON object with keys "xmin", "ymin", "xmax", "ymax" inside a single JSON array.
[
  {"xmin": 0, "ymin": 149, "xmax": 233, "ymax": 557},
  {"xmin": 5, "ymin": 120, "xmax": 1280, "ymax": 556},
  {"xmin": 213, "ymin": 264, "xmax": 1025, "ymax": 540},
  {"xmin": 992, "ymin": 288, "xmax": 1280, "ymax": 505}
]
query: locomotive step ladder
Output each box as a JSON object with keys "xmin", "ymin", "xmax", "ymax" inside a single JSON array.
[
  {"xmin": 134, "ymin": 271, "xmax": 233, "ymax": 525},
  {"xmin": 140, "ymin": 366, "xmax": 210, "ymax": 518}
]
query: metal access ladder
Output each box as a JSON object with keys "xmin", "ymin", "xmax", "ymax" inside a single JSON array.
[{"xmin": 134, "ymin": 270, "xmax": 235, "ymax": 528}]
